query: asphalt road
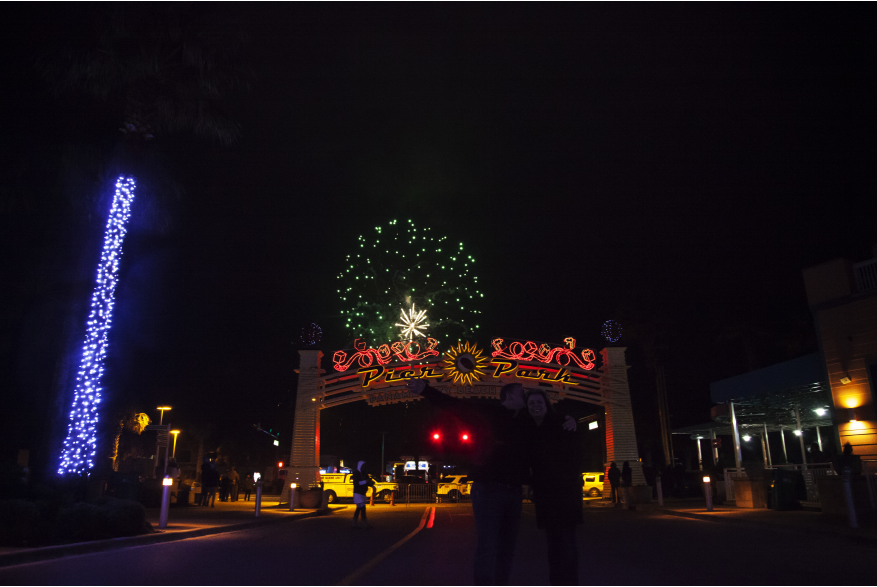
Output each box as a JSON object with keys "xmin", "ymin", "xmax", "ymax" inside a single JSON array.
[{"xmin": 3, "ymin": 504, "xmax": 873, "ymax": 585}]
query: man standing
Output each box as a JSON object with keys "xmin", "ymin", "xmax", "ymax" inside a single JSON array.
[
  {"xmin": 408, "ymin": 379, "xmax": 575, "ymax": 586},
  {"xmin": 607, "ymin": 461, "xmax": 621, "ymax": 505},
  {"xmin": 228, "ymin": 467, "xmax": 240, "ymax": 502}
]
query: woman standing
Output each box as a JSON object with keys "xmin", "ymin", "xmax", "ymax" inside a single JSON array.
[
  {"xmin": 524, "ymin": 389, "xmax": 583, "ymax": 586},
  {"xmin": 351, "ymin": 460, "xmax": 376, "ymax": 529}
]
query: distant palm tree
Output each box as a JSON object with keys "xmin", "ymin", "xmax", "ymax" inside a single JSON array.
[{"xmin": 39, "ymin": 4, "xmax": 250, "ymax": 476}]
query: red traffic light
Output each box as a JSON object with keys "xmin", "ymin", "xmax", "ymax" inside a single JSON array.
[
  {"xmin": 432, "ymin": 432, "xmax": 441, "ymax": 441},
  {"xmin": 461, "ymin": 433, "xmax": 469, "ymax": 441}
]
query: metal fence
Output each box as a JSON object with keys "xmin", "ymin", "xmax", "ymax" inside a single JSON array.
[
  {"xmin": 396, "ymin": 484, "xmax": 438, "ymax": 505},
  {"xmin": 724, "ymin": 463, "xmax": 836, "ymax": 506},
  {"xmin": 722, "ymin": 468, "xmax": 748, "ymax": 502}
]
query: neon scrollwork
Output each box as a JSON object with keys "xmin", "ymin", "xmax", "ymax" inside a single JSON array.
[
  {"xmin": 490, "ymin": 337, "xmax": 595, "ymax": 370},
  {"xmin": 334, "ymin": 337, "xmax": 440, "ymax": 372}
]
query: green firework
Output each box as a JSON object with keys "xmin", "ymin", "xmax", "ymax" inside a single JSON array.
[{"xmin": 337, "ymin": 219, "xmax": 484, "ymax": 345}]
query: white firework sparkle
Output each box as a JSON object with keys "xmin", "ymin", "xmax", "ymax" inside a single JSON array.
[{"xmin": 395, "ymin": 304, "xmax": 429, "ymax": 341}]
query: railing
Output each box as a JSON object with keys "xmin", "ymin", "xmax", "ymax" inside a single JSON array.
[
  {"xmin": 723, "ymin": 463, "xmax": 836, "ymax": 505},
  {"xmin": 723, "ymin": 468, "xmax": 748, "ymax": 502},
  {"xmin": 853, "ymin": 258, "xmax": 877, "ymax": 293},
  {"xmin": 770, "ymin": 463, "xmax": 835, "ymax": 506},
  {"xmin": 396, "ymin": 484, "xmax": 438, "ymax": 505}
]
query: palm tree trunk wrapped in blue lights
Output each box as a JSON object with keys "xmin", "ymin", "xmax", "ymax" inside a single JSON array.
[{"xmin": 58, "ymin": 177, "xmax": 136, "ymax": 475}]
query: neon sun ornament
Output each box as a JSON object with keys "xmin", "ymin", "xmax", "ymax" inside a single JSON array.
[
  {"xmin": 59, "ymin": 176, "xmax": 136, "ymax": 475},
  {"xmin": 396, "ymin": 303, "xmax": 428, "ymax": 341}
]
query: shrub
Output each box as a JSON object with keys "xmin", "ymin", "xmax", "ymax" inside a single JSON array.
[
  {"xmin": 55, "ymin": 498, "xmax": 153, "ymax": 542},
  {"xmin": 0, "ymin": 499, "xmax": 41, "ymax": 546}
]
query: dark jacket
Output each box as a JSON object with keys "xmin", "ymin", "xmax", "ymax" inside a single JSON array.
[
  {"xmin": 523, "ymin": 411, "xmax": 584, "ymax": 529},
  {"xmin": 202, "ymin": 467, "xmax": 220, "ymax": 489},
  {"xmin": 352, "ymin": 469, "xmax": 375, "ymax": 496},
  {"xmin": 608, "ymin": 464, "xmax": 620, "ymax": 487},
  {"xmin": 621, "ymin": 463, "xmax": 632, "ymax": 487},
  {"xmin": 420, "ymin": 384, "xmax": 528, "ymax": 486}
]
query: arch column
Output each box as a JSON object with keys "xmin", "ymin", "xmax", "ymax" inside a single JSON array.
[
  {"xmin": 601, "ymin": 347, "xmax": 646, "ymax": 498},
  {"xmin": 281, "ymin": 349, "xmax": 324, "ymax": 503}
]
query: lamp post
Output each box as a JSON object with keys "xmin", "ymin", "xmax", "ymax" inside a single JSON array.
[
  {"xmin": 703, "ymin": 476, "xmax": 714, "ymax": 512},
  {"xmin": 170, "ymin": 430, "xmax": 181, "ymax": 459},
  {"xmin": 157, "ymin": 406, "xmax": 172, "ymax": 425},
  {"xmin": 159, "ymin": 476, "xmax": 173, "ymax": 529}
]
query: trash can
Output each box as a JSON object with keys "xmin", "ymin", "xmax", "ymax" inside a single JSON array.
[{"xmin": 772, "ymin": 469, "xmax": 801, "ymax": 511}]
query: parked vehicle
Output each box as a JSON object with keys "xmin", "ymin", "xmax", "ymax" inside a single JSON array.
[
  {"xmin": 437, "ymin": 475, "xmax": 472, "ymax": 502},
  {"xmin": 320, "ymin": 473, "xmax": 398, "ymax": 503},
  {"xmin": 582, "ymin": 472, "xmax": 605, "ymax": 497}
]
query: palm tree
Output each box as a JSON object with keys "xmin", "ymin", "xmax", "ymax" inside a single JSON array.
[{"xmin": 39, "ymin": 4, "xmax": 250, "ymax": 476}]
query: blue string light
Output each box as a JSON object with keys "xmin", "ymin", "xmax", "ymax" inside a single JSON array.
[
  {"xmin": 301, "ymin": 322, "xmax": 323, "ymax": 347},
  {"xmin": 58, "ymin": 177, "xmax": 136, "ymax": 475},
  {"xmin": 601, "ymin": 320, "xmax": 622, "ymax": 344}
]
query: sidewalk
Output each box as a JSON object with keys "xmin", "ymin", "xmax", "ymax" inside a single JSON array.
[
  {"xmin": 589, "ymin": 497, "xmax": 877, "ymax": 545},
  {"xmin": 0, "ymin": 495, "xmax": 348, "ymax": 568}
]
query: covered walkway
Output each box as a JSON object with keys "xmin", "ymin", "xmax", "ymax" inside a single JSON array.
[{"xmin": 673, "ymin": 353, "xmax": 848, "ymax": 507}]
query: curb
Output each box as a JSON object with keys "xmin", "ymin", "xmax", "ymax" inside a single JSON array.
[
  {"xmin": 0, "ymin": 507, "xmax": 344, "ymax": 568},
  {"xmin": 655, "ymin": 508, "xmax": 877, "ymax": 547}
]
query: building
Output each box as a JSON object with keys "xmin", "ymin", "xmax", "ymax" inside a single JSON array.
[{"xmin": 803, "ymin": 254, "xmax": 877, "ymax": 460}]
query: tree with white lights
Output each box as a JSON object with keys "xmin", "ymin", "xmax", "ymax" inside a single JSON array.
[
  {"xmin": 41, "ymin": 4, "xmax": 250, "ymax": 475},
  {"xmin": 337, "ymin": 219, "xmax": 484, "ymax": 345}
]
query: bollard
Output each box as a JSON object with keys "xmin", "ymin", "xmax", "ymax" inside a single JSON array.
[
  {"xmin": 390, "ymin": 490, "xmax": 396, "ymax": 506},
  {"xmin": 656, "ymin": 474, "xmax": 664, "ymax": 507},
  {"xmin": 255, "ymin": 480, "xmax": 262, "ymax": 517},
  {"xmin": 159, "ymin": 477, "xmax": 173, "ymax": 529},
  {"xmin": 703, "ymin": 476, "xmax": 713, "ymax": 512},
  {"xmin": 843, "ymin": 468, "xmax": 858, "ymax": 529},
  {"xmin": 289, "ymin": 483, "xmax": 297, "ymax": 512}
]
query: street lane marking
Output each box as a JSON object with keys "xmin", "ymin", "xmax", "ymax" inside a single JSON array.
[
  {"xmin": 336, "ymin": 507, "xmax": 433, "ymax": 586},
  {"xmin": 427, "ymin": 506, "xmax": 436, "ymax": 528}
]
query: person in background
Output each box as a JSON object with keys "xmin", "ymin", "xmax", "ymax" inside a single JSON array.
[
  {"xmin": 620, "ymin": 461, "xmax": 633, "ymax": 506},
  {"xmin": 832, "ymin": 442, "xmax": 863, "ymax": 476},
  {"xmin": 523, "ymin": 388, "xmax": 582, "ymax": 586},
  {"xmin": 201, "ymin": 461, "xmax": 220, "ymax": 507},
  {"xmin": 351, "ymin": 460, "xmax": 376, "ymax": 528},
  {"xmin": 607, "ymin": 462, "xmax": 621, "ymax": 505},
  {"xmin": 228, "ymin": 466, "xmax": 240, "ymax": 501},
  {"xmin": 242, "ymin": 472, "xmax": 254, "ymax": 501},
  {"xmin": 220, "ymin": 471, "xmax": 231, "ymax": 502}
]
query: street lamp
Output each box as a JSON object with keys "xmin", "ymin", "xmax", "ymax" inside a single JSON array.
[
  {"xmin": 170, "ymin": 430, "xmax": 181, "ymax": 458},
  {"xmin": 157, "ymin": 406, "xmax": 172, "ymax": 425}
]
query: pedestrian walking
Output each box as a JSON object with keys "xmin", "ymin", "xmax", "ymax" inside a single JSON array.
[
  {"xmin": 201, "ymin": 461, "xmax": 220, "ymax": 507},
  {"xmin": 523, "ymin": 389, "xmax": 582, "ymax": 586},
  {"xmin": 607, "ymin": 462, "xmax": 621, "ymax": 504},
  {"xmin": 242, "ymin": 472, "xmax": 254, "ymax": 501},
  {"xmin": 408, "ymin": 379, "xmax": 577, "ymax": 586},
  {"xmin": 351, "ymin": 461, "xmax": 376, "ymax": 528}
]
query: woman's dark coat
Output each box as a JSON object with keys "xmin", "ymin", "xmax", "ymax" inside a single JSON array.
[{"xmin": 524, "ymin": 411, "xmax": 584, "ymax": 529}]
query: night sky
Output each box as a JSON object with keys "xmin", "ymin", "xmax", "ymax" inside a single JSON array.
[{"xmin": 2, "ymin": 4, "xmax": 875, "ymax": 476}]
